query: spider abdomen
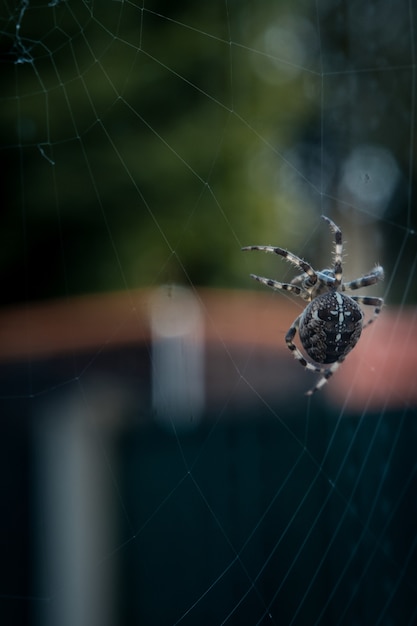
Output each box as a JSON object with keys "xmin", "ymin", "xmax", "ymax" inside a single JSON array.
[{"xmin": 299, "ymin": 292, "xmax": 363, "ymax": 364}]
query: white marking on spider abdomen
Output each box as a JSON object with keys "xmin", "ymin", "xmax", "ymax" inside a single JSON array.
[
  {"xmin": 334, "ymin": 292, "xmax": 344, "ymax": 342},
  {"xmin": 313, "ymin": 294, "xmax": 347, "ymax": 338}
]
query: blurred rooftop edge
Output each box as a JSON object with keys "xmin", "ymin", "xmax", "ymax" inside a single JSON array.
[{"xmin": 0, "ymin": 287, "xmax": 416, "ymax": 413}]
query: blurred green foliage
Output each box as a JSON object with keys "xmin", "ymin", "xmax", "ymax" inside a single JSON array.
[
  {"xmin": 0, "ymin": 1, "xmax": 415, "ymax": 303},
  {"xmin": 0, "ymin": 1, "xmax": 321, "ymax": 302}
]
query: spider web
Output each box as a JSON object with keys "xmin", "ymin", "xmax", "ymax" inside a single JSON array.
[{"xmin": 1, "ymin": 1, "xmax": 417, "ymax": 625}]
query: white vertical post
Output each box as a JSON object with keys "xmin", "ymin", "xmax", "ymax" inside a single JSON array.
[
  {"xmin": 34, "ymin": 388, "xmax": 115, "ymax": 626},
  {"xmin": 150, "ymin": 285, "xmax": 205, "ymax": 429}
]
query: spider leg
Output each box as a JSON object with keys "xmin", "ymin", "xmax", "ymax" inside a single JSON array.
[
  {"xmin": 286, "ymin": 315, "xmax": 345, "ymax": 395},
  {"xmin": 290, "ymin": 272, "xmax": 308, "ymax": 286},
  {"xmin": 242, "ymin": 245, "xmax": 317, "ymax": 288},
  {"xmin": 249, "ymin": 274, "xmax": 309, "ymax": 298},
  {"xmin": 305, "ymin": 359, "xmax": 345, "ymax": 396},
  {"xmin": 285, "ymin": 317, "xmax": 326, "ymax": 373},
  {"xmin": 350, "ymin": 295, "xmax": 384, "ymax": 328},
  {"xmin": 321, "ymin": 216, "xmax": 342, "ymax": 286},
  {"xmin": 342, "ymin": 265, "xmax": 384, "ymax": 291}
]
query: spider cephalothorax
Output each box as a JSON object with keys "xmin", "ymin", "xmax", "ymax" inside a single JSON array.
[{"xmin": 242, "ymin": 216, "xmax": 384, "ymax": 395}]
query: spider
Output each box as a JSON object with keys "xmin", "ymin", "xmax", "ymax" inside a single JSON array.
[{"xmin": 242, "ymin": 215, "xmax": 384, "ymax": 395}]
